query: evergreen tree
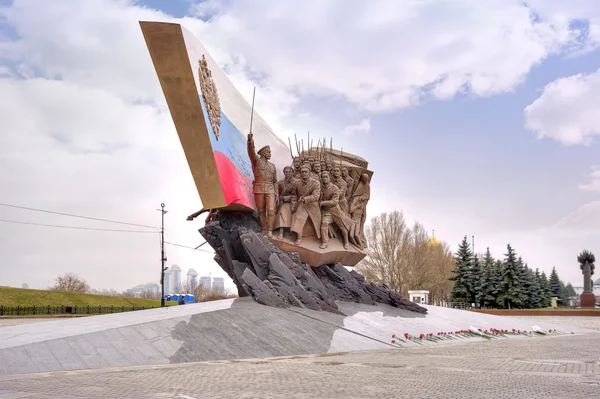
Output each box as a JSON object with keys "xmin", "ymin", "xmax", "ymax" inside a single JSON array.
[
  {"xmin": 564, "ymin": 283, "xmax": 577, "ymax": 297},
  {"xmin": 470, "ymin": 252, "xmax": 481, "ymax": 305},
  {"xmin": 497, "ymin": 244, "xmax": 523, "ymax": 309},
  {"xmin": 529, "ymin": 268, "xmax": 542, "ymax": 308},
  {"xmin": 516, "ymin": 257, "xmax": 530, "ymax": 308},
  {"xmin": 539, "ymin": 271, "xmax": 551, "ymax": 307},
  {"xmin": 490, "ymin": 259, "xmax": 504, "ymax": 308},
  {"xmin": 475, "ymin": 248, "xmax": 495, "ymax": 308},
  {"xmin": 450, "ymin": 236, "xmax": 474, "ymax": 305},
  {"xmin": 559, "ymin": 280, "xmax": 568, "ymax": 305},
  {"xmin": 549, "ymin": 266, "xmax": 562, "ymax": 300}
]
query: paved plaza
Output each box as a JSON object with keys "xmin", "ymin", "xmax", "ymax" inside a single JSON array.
[{"xmin": 0, "ymin": 331, "xmax": 598, "ymax": 398}]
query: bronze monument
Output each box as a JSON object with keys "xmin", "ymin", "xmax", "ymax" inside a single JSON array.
[
  {"xmin": 245, "ymin": 132, "xmax": 373, "ymax": 265},
  {"xmin": 578, "ymin": 250, "xmax": 596, "ymax": 308},
  {"xmin": 140, "ymin": 21, "xmax": 427, "ymax": 315}
]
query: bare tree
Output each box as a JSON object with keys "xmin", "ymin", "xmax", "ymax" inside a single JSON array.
[
  {"xmin": 138, "ymin": 289, "xmax": 160, "ymax": 300},
  {"xmin": 176, "ymin": 281, "xmax": 237, "ymax": 303},
  {"xmin": 51, "ymin": 273, "xmax": 89, "ymax": 293},
  {"xmin": 356, "ymin": 211, "xmax": 454, "ymax": 303}
]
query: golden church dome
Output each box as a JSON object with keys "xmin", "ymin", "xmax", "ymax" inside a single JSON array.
[{"xmin": 427, "ymin": 230, "xmax": 441, "ymax": 247}]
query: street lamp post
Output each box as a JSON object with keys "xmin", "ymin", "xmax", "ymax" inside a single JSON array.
[{"xmin": 158, "ymin": 203, "xmax": 168, "ymax": 307}]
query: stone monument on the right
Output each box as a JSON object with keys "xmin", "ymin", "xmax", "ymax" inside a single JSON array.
[{"xmin": 578, "ymin": 249, "xmax": 596, "ymax": 308}]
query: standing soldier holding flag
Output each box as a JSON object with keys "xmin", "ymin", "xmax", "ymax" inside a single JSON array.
[{"xmin": 247, "ymin": 88, "xmax": 278, "ymax": 237}]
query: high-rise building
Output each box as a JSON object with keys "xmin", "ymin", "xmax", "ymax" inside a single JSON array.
[
  {"xmin": 171, "ymin": 265, "xmax": 182, "ymax": 292},
  {"xmin": 164, "ymin": 270, "xmax": 173, "ymax": 294},
  {"xmin": 187, "ymin": 268, "xmax": 198, "ymax": 292},
  {"xmin": 199, "ymin": 275, "xmax": 211, "ymax": 289},
  {"xmin": 212, "ymin": 277, "xmax": 225, "ymax": 293}
]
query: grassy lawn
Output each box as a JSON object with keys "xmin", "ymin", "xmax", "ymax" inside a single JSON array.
[{"xmin": 0, "ymin": 286, "xmax": 177, "ymax": 308}]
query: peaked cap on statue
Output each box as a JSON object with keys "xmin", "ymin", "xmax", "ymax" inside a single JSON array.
[{"xmin": 258, "ymin": 145, "xmax": 270, "ymax": 156}]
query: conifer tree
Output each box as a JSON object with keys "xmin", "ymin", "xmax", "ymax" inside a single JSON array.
[
  {"xmin": 450, "ymin": 236, "xmax": 474, "ymax": 305},
  {"xmin": 470, "ymin": 252, "xmax": 481, "ymax": 305},
  {"xmin": 497, "ymin": 244, "xmax": 523, "ymax": 309},
  {"xmin": 516, "ymin": 257, "xmax": 530, "ymax": 308},
  {"xmin": 564, "ymin": 283, "xmax": 577, "ymax": 297},
  {"xmin": 475, "ymin": 248, "xmax": 495, "ymax": 308},
  {"xmin": 539, "ymin": 271, "xmax": 551, "ymax": 307},
  {"xmin": 559, "ymin": 280, "xmax": 568, "ymax": 305},
  {"xmin": 491, "ymin": 259, "xmax": 504, "ymax": 308},
  {"xmin": 549, "ymin": 266, "xmax": 562, "ymax": 300},
  {"xmin": 530, "ymin": 268, "xmax": 542, "ymax": 308}
]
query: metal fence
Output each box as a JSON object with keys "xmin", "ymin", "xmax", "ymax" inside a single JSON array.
[{"xmin": 0, "ymin": 305, "xmax": 156, "ymax": 316}]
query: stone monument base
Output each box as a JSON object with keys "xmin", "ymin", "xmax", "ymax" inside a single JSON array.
[
  {"xmin": 270, "ymin": 235, "xmax": 365, "ymax": 267},
  {"xmin": 199, "ymin": 211, "xmax": 426, "ymax": 315},
  {"xmin": 580, "ymin": 292, "xmax": 596, "ymax": 308}
]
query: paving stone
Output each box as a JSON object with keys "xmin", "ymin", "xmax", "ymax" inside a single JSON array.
[{"xmin": 0, "ymin": 334, "xmax": 599, "ymax": 398}]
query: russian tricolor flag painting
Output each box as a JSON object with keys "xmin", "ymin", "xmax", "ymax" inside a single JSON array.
[{"xmin": 140, "ymin": 21, "xmax": 291, "ymax": 212}]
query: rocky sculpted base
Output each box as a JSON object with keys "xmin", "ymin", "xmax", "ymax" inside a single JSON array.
[{"xmin": 199, "ymin": 211, "xmax": 426, "ymax": 314}]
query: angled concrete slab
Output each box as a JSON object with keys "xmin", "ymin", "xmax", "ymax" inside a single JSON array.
[{"xmin": 0, "ymin": 298, "xmax": 595, "ymax": 376}]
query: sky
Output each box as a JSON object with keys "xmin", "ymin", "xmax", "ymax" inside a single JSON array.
[{"xmin": 1, "ymin": 0, "xmax": 599, "ymax": 292}]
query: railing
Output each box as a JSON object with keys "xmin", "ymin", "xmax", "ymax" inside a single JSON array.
[{"xmin": 0, "ymin": 305, "xmax": 155, "ymax": 316}]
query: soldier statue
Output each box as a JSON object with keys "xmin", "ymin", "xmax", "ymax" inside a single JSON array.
[
  {"xmin": 247, "ymin": 132, "xmax": 278, "ymax": 237},
  {"xmin": 290, "ymin": 165, "xmax": 321, "ymax": 245},
  {"xmin": 341, "ymin": 166, "xmax": 355, "ymax": 202},
  {"xmin": 331, "ymin": 165, "xmax": 349, "ymax": 213},
  {"xmin": 274, "ymin": 166, "xmax": 298, "ymax": 240},
  {"xmin": 349, "ymin": 172, "xmax": 371, "ymax": 247},
  {"xmin": 319, "ymin": 171, "xmax": 359, "ymax": 249}
]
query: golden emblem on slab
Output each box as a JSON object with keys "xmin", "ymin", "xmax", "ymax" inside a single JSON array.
[{"xmin": 198, "ymin": 54, "xmax": 221, "ymax": 140}]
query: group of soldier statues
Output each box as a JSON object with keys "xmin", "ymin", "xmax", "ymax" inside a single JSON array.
[{"xmin": 248, "ymin": 133, "xmax": 370, "ymax": 250}]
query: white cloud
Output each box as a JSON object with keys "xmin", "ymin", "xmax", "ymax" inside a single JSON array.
[
  {"xmin": 579, "ymin": 166, "xmax": 600, "ymax": 193},
  {"xmin": 0, "ymin": 65, "xmax": 12, "ymax": 76},
  {"xmin": 524, "ymin": 69, "xmax": 600, "ymax": 145},
  {"xmin": 191, "ymin": 0, "xmax": 599, "ymax": 112},
  {"xmin": 524, "ymin": 0, "xmax": 600, "ymax": 55},
  {"xmin": 343, "ymin": 118, "xmax": 371, "ymax": 136}
]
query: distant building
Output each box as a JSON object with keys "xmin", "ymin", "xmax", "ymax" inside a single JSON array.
[
  {"xmin": 212, "ymin": 277, "xmax": 225, "ymax": 292},
  {"xmin": 126, "ymin": 282, "xmax": 160, "ymax": 298},
  {"xmin": 187, "ymin": 268, "xmax": 198, "ymax": 292},
  {"xmin": 171, "ymin": 265, "xmax": 182, "ymax": 292},
  {"xmin": 164, "ymin": 270, "xmax": 173, "ymax": 294},
  {"xmin": 21, "ymin": 283, "xmax": 28, "ymax": 289},
  {"xmin": 199, "ymin": 275, "xmax": 211, "ymax": 289}
]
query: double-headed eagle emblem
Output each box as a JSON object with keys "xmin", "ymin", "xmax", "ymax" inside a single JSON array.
[{"xmin": 198, "ymin": 55, "xmax": 221, "ymax": 140}]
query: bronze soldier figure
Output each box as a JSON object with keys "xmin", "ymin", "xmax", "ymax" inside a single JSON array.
[
  {"xmin": 349, "ymin": 172, "xmax": 371, "ymax": 247},
  {"xmin": 331, "ymin": 166, "xmax": 349, "ymax": 213},
  {"xmin": 247, "ymin": 132, "xmax": 278, "ymax": 237},
  {"xmin": 274, "ymin": 166, "xmax": 298, "ymax": 240},
  {"xmin": 311, "ymin": 161, "xmax": 322, "ymax": 182},
  {"xmin": 341, "ymin": 166, "xmax": 355, "ymax": 201},
  {"xmin": 319, "ymin": 171, "xmax": 358, "ymax": 250},
  {"xmin": 290, "ymin": 165, "xmax": 321, "ymax": 245}
]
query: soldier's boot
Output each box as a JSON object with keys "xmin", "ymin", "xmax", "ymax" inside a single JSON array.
[
  {"xmin": 319, "ymin": 225, "xmax": 329, "ymax": 249},
  {"xmin": 266, "ymin": 210, "xmax": 275, "ymax": 238},
  {"xmin": 294, "ymin": 232, "xmax": 303, "ymax": 245},
  {"xmin": 348, "ymin": 223, "xmax": 359, "ymax": 247},
  {"xmin": 341, "ymin": 228, "xmax": 349, "ymax": 250},
  {"xmin": 258, "ymin": 213, "xmax": 267, "ymax": 235}
]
